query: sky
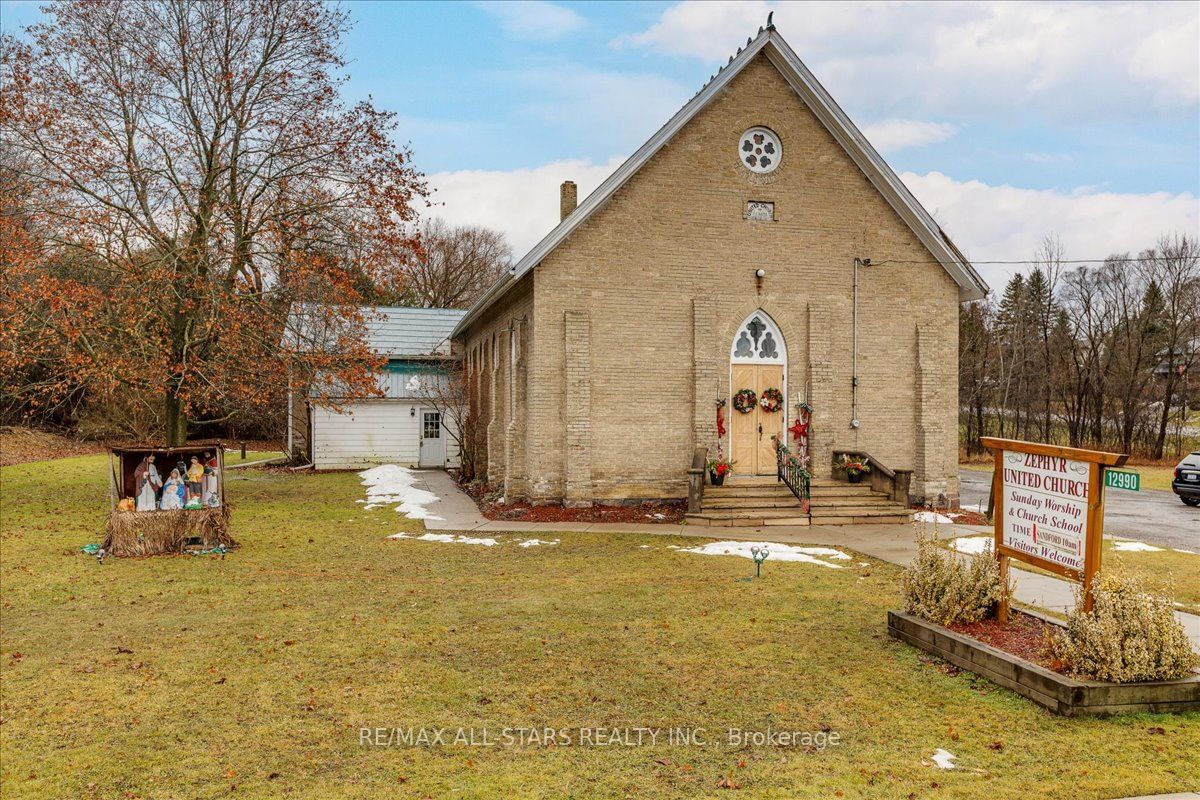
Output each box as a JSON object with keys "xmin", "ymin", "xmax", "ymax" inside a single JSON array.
[{"xmin": 2, "ymin": 0, "xmax": 1198, "ymax": 289}]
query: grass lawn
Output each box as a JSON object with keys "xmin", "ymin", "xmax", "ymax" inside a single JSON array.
[
  {"xmin": 226, "ymin": 449, "xmax": 286, "ymax": 466},
  {"xmin": 2, "ymin": 457, "xmax": 1197, "ymax": 799},
  {"xmin": 1104, "ymin": 547, "xmax": 1200, "ymax": 615}
]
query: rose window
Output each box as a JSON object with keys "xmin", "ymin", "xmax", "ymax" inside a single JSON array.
[{"xmin": 739, "ymin": 127, "xmax": 781, "ymax": 174}]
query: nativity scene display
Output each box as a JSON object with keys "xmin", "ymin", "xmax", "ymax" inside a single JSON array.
[
  {"xmin": 104, "ymin": 443, "xmax": 235, "ymax": 557},
  {"xmin": 127, "ymin": 451, "xmax": 222, "ymax": 511}
]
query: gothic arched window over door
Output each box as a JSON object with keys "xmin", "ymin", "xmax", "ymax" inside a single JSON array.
[{"xmin": 729, "ymin": 311, "xmax": 786, "ymax": 364}]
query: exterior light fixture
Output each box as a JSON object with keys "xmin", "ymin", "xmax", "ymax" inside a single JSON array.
[
  {"xmin": 755, "ymin": 268, "xmax": 766, "ymax": 277},
  {"xmin": 410, "ymin": 406, "xmax": 416, "ymax": 417}
]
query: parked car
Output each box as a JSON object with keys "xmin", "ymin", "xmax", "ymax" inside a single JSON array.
[{"xmin": 1172, "ymin": 452, "xmax": 1200, "ymax": 507}]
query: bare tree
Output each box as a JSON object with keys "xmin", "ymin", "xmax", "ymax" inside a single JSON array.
[
  {"xmin": 1030, "ymin": 235, "xmax": 1065, "ymax": 440},
  {"xmin": 1145, "ymin": 234, "xmax": 1200, "ymax": 458},
  {"xmin": 412, "ymin": 357, "xmax": 481, "ymax": 481},
  {"xmin": 959, "ymin": 232, "xmax": 1198, "ymax": 459},
  {"xmin": 1, "ymin": 1, "xmax": 424, "ymax": 444},
  {"xmin": 404, "ymin": 218, "xmax": 511, "ymax": 309}
]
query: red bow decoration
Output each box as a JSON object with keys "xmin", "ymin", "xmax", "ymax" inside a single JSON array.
[
  {"xmin": 716, "ymin": 406, "xmax": 726, "ymax": 438},
  {"xmin": 788, "ymin": 418, "xmax": 808, "ymax": 441}
]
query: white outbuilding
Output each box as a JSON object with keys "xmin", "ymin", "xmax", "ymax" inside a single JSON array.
[{"xmin": 287, "ymin": 307, "xmax": 465, "ymax": 470}]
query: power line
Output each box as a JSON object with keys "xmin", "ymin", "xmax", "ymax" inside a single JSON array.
[{"xmin": 873, "ymin": 256, "xmax": 1150, "ymax": 267}]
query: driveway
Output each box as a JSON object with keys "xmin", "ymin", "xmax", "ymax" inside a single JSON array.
[{"xmin": 959, "ymin": 468, "xmax": 1199, "ymax": 551}]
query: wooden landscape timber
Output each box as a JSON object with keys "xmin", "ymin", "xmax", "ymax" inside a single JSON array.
[{"xmin": 888, "ymin": 611, "xmax": 1200, "ymax": 717}]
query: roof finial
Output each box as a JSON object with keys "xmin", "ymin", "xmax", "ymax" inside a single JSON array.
[{"xmin": 766, "ymin": 11, "xmax": 775, "ymax": 31}]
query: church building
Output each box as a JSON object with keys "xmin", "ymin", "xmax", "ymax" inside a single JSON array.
[{"xmin": 451, "ymin": 22, "xmax": 988, "ymax": 516}]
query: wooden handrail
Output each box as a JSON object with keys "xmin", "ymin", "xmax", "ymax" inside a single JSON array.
[{"xmin": 686, "ymin": 447, "xmax": 708, "ymax": 513}]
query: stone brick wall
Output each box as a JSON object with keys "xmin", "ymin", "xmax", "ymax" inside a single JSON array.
[
  {"xmin": 461, "ymin": 274, "xmax": 533, "ymax": 498},
  {"xmin": 460, "ymin": 53, "xmax": 962, "ymax": 505}
]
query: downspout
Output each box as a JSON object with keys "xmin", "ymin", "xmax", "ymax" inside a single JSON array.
[{"xmin": 851, "ymin": 257, "xmax": 872, "ymax": 435}]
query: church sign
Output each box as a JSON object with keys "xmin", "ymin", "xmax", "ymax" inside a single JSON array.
[{"xmin": 980, "ymin": 437, "xmax": 1128, "ymax": 614}]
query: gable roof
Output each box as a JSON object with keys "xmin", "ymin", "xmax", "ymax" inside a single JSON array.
[
  {"xmin": 452, "ymin": 24, "xmax": 989, "ymax": 338},
  {"xmin": 288, "ymin": 305, "xmax": 465, "ymax": 359},
  {"xmin": 363, "ymin": 306, "xmax": 465, "ymax": 357}
]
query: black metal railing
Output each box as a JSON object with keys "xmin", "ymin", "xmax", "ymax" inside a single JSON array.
[{"xmin": 776, "ymin": 442, "xmax": 811, "ymax": 514}]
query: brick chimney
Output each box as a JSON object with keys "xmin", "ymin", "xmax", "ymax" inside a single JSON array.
[{"xmin": 560, "ymin": 180, "xmax": 577, "ymax": 222}]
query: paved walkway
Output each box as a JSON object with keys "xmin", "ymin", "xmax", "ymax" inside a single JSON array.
[{"xmin": 414, "ymin": 470, "xmax": 1200, "ymax": 653}]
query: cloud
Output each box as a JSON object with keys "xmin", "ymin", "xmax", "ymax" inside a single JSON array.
[
  {"xmin": 621, "ymin": 2, "xmax": 1200, "ymax": 121},
  {"xmin": 426, "ymin": 158, "xmax": 1199, "ymax": 292},
  {"xmin": 511, "ymin": 66, "xmax": 690, "ymax": 153},
  {"xmin": 426, "ymin": 157, "xmax": 625, "ymax": 257},
  {"xmin": 475, "ymin": 1, "xmax": 584, "ymax": 40},
  {"xmin": 900, "ymin": 171, "xmax": 1200, "ymax": 288},
  {"xmin": 860, "ymin": 119, "xmax": 958, "ymax": 154}
]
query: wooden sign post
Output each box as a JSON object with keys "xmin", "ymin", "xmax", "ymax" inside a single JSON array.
[{"xmin": 980, "ymin": 437, "xmax": 1127, "ymax": 620}]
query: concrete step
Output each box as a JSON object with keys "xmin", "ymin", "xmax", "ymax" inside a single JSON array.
[
  {"xmin": 685, "ymin": 511, "xmax": 811, "ymax": 527},
  {"xmin": 809, "ymin": 501, "xmax": 912, "ymax": 524},
  {"xmin": 810, "ymin": 513, "xmax": 912, "ymax": 526},
  {"xmin": 809, "ymin": 502, "xmax": 909, "ymax": 514},
  {"xmin": 704, "ymin": 487, "xmax": 795, "ymax": 500},
  {"xmin": 806, "ymin": 484, "xmax": 883, "ymax": 496},
  {"xmin": 708, "ymin": 484, "xmax": 877, "ymax": 498},
  {"xmin": 702, "ymin": 497, "xmax": 806, "ymax": 510},
  {"xmin": 720, "ymin": 475, "xmax": 783, "ymax": 487}
]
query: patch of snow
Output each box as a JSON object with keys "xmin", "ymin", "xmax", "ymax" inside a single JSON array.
[
  {"xmin": 914, "ymin": 511, "xmax": 954, "ymax": 524},
  {"xmin": 949, "ymin": 536, "xmax": 992, "ymax": 555},
  {"xmin": 517, "ymin": 538, "xmax": 559, "ymax": 548},
  {"xmin": 638, "ymin": 545, "xmax": 653, "ymax": 549},
  {"xmin": 646, "ymin": 513, "xmax": 666, "ymax": 520},
  {"xmin": 931, "ymin": 749, "xmax": 957, "ymax": 770},
  {"xmin": 1112, "ymin": 540, "xmax": 1163, "ymax": 553},
  {"xmin": 389, "ymin": 532, "xmax": 498, "ymax": 546},
  {"xmin": 1173, "ymin": 549, "xmax": 1196, "ymax": 555},
  {"xmin": 358, "ymin": 464, "xmax": 442, "ymax": 521},
  {"xmin": 677, "ymin": 541, "xmax": 845, "ymax": 568}
]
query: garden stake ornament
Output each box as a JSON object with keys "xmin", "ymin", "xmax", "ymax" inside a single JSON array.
[{"xmin": 750, "ymin": 545, "xmax": 770, "ymax": 577}]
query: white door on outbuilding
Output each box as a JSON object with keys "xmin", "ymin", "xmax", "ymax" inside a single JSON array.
[{"xmin": 418, "ymin": 409, "xmax": 446, "ymax": 468}]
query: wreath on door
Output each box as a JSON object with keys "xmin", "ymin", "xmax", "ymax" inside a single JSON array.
[
  {"xmin": 732, "ymin": 389, "xmax": 757, "ymax": 414},
  {"xmin": 759, "ymin": 388, "xmax": 784, "ymax": 413}
]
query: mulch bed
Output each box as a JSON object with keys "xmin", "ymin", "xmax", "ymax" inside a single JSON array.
[
  {"xmin": 459, "ymin": 477, "xmax": 685, "ymax": 523},
  {"xmin": 948, "ymin": 610, "xmax": 1066, "ymax": 673},
  {"xmin": 945, "ymin": 509, "xmax": 990, "ymax": 525},
  {"xmin": 483, "ymin": 499, "xmax": 687, "ymax": 524}
]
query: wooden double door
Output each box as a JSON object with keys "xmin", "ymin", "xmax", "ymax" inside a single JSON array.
[{"xmin": 730, "ymin": 364, "xmax": 784, "ymax": 475}]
